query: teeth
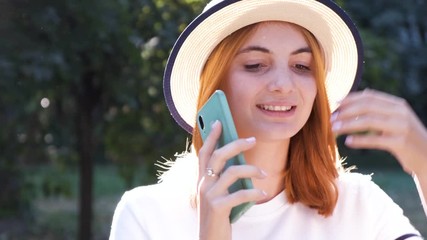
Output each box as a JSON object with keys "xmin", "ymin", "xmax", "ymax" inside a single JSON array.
[{"xmin": 260, "ymin": 105, "xmax": 292, "ymax": 111}]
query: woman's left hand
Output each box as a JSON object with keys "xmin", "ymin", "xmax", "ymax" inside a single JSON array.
[{"xmin": 331, "ymin": 89, "xmax": 427, "ymax": 176}]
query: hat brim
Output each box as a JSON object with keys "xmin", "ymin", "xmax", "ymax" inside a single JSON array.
[{"xmin": 164, "ymin": 0, "xmax": 363, "ymax": 134}]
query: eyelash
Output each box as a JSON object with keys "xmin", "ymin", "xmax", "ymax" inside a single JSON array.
[
  {"xmin": 294, "ymin": 64, "xmax": 311, "ymax": 72},
  {"xmin": 244, "ymin": 63, "xmax": 311, "ymax": 73},
  {"xmin": 244, "ymin": 63, "xmax": 265, "ymax": 72}
]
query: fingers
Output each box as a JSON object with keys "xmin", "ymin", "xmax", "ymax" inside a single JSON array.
[
  {"xmin": 332, "ymin": 112, "xmax": 408, "ymax": 139},
  {"xmin": 199, "ymin": 165, "xmax": 267, "ymax": 224},
  {"xmin": 197, "ymin": 118, "xmax": 265, "ymax": 202},
  {"xmin": 343, "ymin": 132, "xmax": 403, "ymax": 152},
  {"xmin": 331, "ymin": 88, "xmax": 417, "ymax": 154},
  {"xmin": 199, "ymin": 141, "xmax": 265, "ymax": 198},
  {"xmin": 339, "ymin": 88, "xmax": 405, "ymax": 109},
  {"xmin": 197, "ymin": 120, "xmax": 268, "ymax": 230},
  {"xmin": 206, "ymin": 137, "xmax": 256, "ymax": 176},
  {"xmin": 198, "ymin": 120, "xmax": 223, "ymax": 178},
  {"xmin": 205, "ymin": 165, "xmax": 267, "ymax": 197},
  {"xmin": 334, "ymin": 89, "xmax": 406, "ymax": 123},
  {"xmin": 332, "ymin": 89, "xmax": 410, "ymax": 138},
  {"xmin": 198, "ymin": 121, "xmax": 257, "ymax": 183},
  {"xmin": 333, "ymin": 89, "xmax": 427, "ymax": 177},
  {"xmin": 204, "ymin": 188, "xmax": 267, "ymax": 217}
]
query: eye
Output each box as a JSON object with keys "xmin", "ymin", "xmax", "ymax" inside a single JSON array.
[
  {"xmin": 244, "ymin": 63, "xmax": 265, "ymax": 72},
  {"xmin": 244, "ymin": 63, "xmax": 261, "ymax": 71},
  {"xmin": 294, "ymin": 64, "xmax": 311, "ymax": 72}
]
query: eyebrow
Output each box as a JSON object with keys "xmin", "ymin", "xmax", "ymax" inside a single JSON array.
[
  {"xmin": 236, "ymin": 45, "xmax": 312, "ymax": 55},
  {"xmin": 291, "ymin": 47, "xmax": 312, "ymax": 55},
  {"xmin": 237, "ymin": 46, "xmax": 270, "ymax": 54}
]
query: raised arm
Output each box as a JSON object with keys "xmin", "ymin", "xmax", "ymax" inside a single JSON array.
[{"xmin": 331, "ymin": 89, "xmax": 427, "ymax": 216}]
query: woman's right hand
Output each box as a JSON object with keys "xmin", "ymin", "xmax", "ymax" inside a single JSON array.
[{"xmin": 197, "ymin": 120, "xmax": 267, "ymax": 240}]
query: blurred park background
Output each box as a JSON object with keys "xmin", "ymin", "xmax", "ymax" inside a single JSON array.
[{"xmin": 0, "ymin": 0, "xmax": 426, "ymax": 239}]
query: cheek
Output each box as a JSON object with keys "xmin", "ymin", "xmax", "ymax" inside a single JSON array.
[
  {"xmin": 225, "ymin": 72, "xmax": 246, "ymax": 90},
  {"xmin": 222, "ymin": 73, "xmax": 254, "ymax": 120},
  {"xmin": 300, "ymin": 78, "xmax": 317, "ymax": 104},
  {"xmin": 223, "ymin": 72, "xmax": 248, "ymax": 101},
  {"xmin": 309, "ymin": 82, "xmax": 317, "ymax": 103}
]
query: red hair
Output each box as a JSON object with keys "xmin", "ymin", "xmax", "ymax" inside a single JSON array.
[{"xmin": 193, "ymin": 22, "xmax": 340, "ymax": 216}]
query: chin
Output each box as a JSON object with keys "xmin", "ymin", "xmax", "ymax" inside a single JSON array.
[{"xmin": 243, "ymin": 127, "xmax": 299, "ymax": 141}]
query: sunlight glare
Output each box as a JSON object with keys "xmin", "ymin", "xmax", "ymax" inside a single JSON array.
[{"xmin": 40, "ymin": 98, "xmax": 50, "ymax": 108}]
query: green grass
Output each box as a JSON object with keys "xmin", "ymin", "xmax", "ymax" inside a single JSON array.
[
  {"xmin": 1, "ymin": 164, "xmax": 425, "ymax": 239},
  {"xmin": 1, "ymin": 164, "xmax": 157, "ymax": 240}
]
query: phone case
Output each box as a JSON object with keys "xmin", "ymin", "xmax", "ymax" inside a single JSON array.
[{"xmin": 197, "ymin": 90, "xmax": 255, "ymax": 223}]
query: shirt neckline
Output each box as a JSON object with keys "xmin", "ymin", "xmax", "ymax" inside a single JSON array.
[{"xmin": 242, "ymin": 191, "xmax": 288, "ymax": 218}]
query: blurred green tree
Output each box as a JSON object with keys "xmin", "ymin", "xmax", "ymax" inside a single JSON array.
[
  {"xmin": 1, "ymin": 0, "xmax": 145, "ymax": 238},
  {"xmin": 104, "ymin": 0, "xmax": 207, "ymax": 188},
  {"xmin": 0, "ymin": 0, "xmax": 205, "ymax": 238},
  {"xmin": 345, "ymin": 0, "xmax": 427, "ymax": 120}
]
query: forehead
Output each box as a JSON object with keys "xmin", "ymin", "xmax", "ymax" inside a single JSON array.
[{"xmin": 242, "ymin": 21, "xmax": 308, "ymax": 46}]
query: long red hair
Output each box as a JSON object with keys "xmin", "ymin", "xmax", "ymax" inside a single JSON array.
[{"xmin": 192, "ymin": 22, "xmax": 340, "ymax": 216}]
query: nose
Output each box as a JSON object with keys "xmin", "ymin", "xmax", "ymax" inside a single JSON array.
[{"xmin": 267, "ymin": 67, "xmax": 295, "ymax": 93}]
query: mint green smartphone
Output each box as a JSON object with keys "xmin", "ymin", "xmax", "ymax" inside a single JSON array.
[{"xmin": 197, "ymin": 90, "xmax": 255, "ymax": 223}]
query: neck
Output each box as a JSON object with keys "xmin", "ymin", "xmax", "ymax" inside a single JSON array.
[{"xmin": 244, "ymin": 138, "xmax": 290, "ymax": 202}]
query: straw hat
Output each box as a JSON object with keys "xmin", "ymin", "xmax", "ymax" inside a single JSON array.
[{"xmin": 163, "ymin": 0, "xmax": 364, "ymax": 133}]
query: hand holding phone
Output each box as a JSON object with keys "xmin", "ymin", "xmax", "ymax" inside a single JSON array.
[{"xmin": 197, "ymin": 90, "xmax": 255, "ymax": 223}]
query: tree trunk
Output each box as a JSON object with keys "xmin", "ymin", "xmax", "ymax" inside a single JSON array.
[
  {"xmin": 77, "ymin": 108, "xmax": 93, "ymax": 240},
  {"xmin": 76, "ymin": 70, "xmax": 99, "ymax": 240}
]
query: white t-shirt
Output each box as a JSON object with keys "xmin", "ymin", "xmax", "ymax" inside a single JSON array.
[{"xmin": 109, "ymin": 153, "xmax": 422, "ymax": 240}]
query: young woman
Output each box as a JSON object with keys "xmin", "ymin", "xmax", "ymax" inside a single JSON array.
[{"xmin": 110, "ymin": 0, "xmax": 425, "ymax": 239}]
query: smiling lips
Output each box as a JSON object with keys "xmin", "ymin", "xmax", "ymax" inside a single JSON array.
[{"xmin": 258, "ymin": 104, "xmax": 294, "ymax": 112}]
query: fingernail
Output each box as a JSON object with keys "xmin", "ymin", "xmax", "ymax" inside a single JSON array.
[
  {"xmin": 211, "ymin": 120, "xmax": 219, "ymax": 128},
  {"xmin": 332, "ymin": 121, "xmax": 342, "ymax": 131},
  {"xmin": 345, "ymin": 136, "xmax": 353, "ymax": 145},
  {"xmin": 330, "ymin": 112, "xmax": 339, "ymax": 122},
  {"xmin": 245, "ymin": 137, "xmax": 256, "ymax": 143},
  {"xmin": 260, "ymin": 169, "xmax": 268, "ymax": 177}
]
